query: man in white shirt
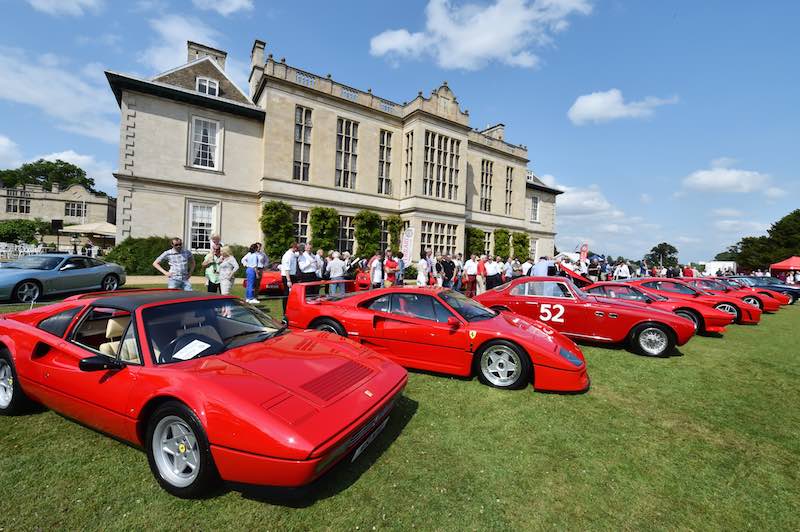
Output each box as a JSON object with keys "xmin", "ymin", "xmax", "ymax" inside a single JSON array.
[
  {"xmin": 297, "ymin": 243, "xmax": 319, "ymax": 295},
  {"xmin": 613, "ymin": 261, "xmax": 631, "ymax": 280},
  {"xmin": 463, "ymin": 254, "xmax": 477, "ymax": 296},
  {"xmin": 279, "ymin": 242, "xmax": 298, "ymax": 311},
  {"xmin": 485, "ymin": 257, "xmax": 499, "ymax": 289},
  {"xmin": 328, "ymin": 251, "xmax": 346, "ymax": 294},
  {"xmin": 452, "ymin": 253, "xmax": 464, "ymax": 291},
  {"xmin": 503, "ymin": 259, "xmax": 514, "ymax": 281},
  {"xmin": 532, "ymin": 256, "xmax": 550, "ymax": 277},
  {"xmin": 521, "ymin": 258, "xmax": 533, "ymax": 276},
  {"xmin": 370, "ymin": 251, "xmax": 384, "ymax": 288}
]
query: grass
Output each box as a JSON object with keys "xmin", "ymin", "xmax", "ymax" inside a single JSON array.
[{"xmin": 1, "ymin": 291, "xmax": 799, "ymax": 530}]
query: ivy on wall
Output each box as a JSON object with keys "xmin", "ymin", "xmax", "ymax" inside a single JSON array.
[
  {"xmin": 259, "ymin": 200, "xmax": 295, "ymax": 258},
  {"xmin": 493, "ymin": 228, "xmax": 511, "ymax": 258},
  {"xmin": 465, "ymin": 227, "xmax": 485, "ymax": 257},
  {"xmin": 309, "ymin": 207, "xmax": 339, "ymax": 250},
  {"xmin": 386, "ymin": 215, "xmax": 404, "ymax": 251},
  {"xmin": 512, "ymin": 232, "xmax": 530, "ymax": 260},
  {"xmin": 354, "ymin": 209, "xmax": 382, "ymax": 258}
]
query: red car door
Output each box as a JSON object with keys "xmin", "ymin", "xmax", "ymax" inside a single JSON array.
[
  {"xmin": 29, "ymin": 307, "xmax": 139, "ymax": 437},
  {"xmin": 508, "ymin": 280, "xmax": 597, "ymax": 339},
  {"xmin": 373, "ymin": 293, "xmax": 470, "ymax": 375}
]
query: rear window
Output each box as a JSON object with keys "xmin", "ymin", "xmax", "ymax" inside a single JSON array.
[{"xmin": 38, "ymin": 307, "xmax": 83, "ymax": 338}]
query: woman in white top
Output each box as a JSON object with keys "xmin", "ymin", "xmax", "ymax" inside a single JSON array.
[
  {"xmin": 416, "ymin": 251, "xmax": 429, "ymax": 286},
  {"xmin": 218, "ymin": 246, "xmax": 239, "ymax": 295}
]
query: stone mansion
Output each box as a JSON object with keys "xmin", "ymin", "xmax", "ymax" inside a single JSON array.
[{"xmin": 105, "ymin": 40, "xmax": 560, "ymax": 259}]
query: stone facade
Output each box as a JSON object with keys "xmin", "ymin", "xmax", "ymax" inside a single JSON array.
[
  {"xmin": 0, "ymin": 182, "xmax": 116, "ymax": 228},
  {"xmin": 106, "ymin": 39, "xmax": 560, "ymax": 258}
]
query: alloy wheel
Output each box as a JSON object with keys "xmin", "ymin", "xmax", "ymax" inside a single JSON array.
[
  {"xmin": 639, "ymin": 327, "xmax": 668, "ymax": 356},
  {"xmin": 0, "ymin": 360, "xmax": 13, "ymax": 409},
  {"xmin": 152, "ymin": 416, "xmax": 200, "ymax": 488},
  {"xmin": 715, "ymin": 303, "xmax": 738, "ymax": 316},
  {"xmin": 743, "ymin": 296, "xmax": 760, "ymax": 308},
  {"xmin": 102, "ymin": 276, "xmax": 119, "ymax": 291},
  {"xmin": 16, "ymin": 282, "xmax": 39, "ymax": 303},
  {"xmin": 480, "ymin": 345, "xmax": 521, "ymax": 387}
]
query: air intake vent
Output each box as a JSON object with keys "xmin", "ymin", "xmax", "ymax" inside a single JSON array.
[{"xmin": 301, "ymin": 360, "xmax": 373, "ymax": 402}]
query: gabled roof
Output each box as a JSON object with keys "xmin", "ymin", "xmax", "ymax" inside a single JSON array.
[
  {"xmin": 526, "ymin": 173, "xmax": 563, "ymax": 195},
  {"xmin": 152, "ymin": 55, "xmax": 251, "ymax": 103},
  {"xmin": 105, "ymin": 70, "xmax": 265, "ymax": 120}
]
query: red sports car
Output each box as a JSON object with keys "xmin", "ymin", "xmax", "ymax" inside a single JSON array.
[
  {"xmin": 284, "ymin": 282, "xmax": 589, "ymax": 393},
  {"xmin": 0, "ymin": 289, "xmax": 407, "ymax": 498},
  {"xmin": 474, "ymin": 276, "xmax": 696, "ymax": 357},
  {"xmin": 584, "ymin": 281, "xmax": 734, "ymax": 334},
  {"xmin": 625, "ymin": 278, "xmax": 762, "ymax": 325},
  {"xmin": 242, "ymin": 264, "xmax": 284, "ymax": 295},
  {"xmin": 683, "ymin": 278, "xmax": 781, "ymax": 313},
  {"xmin": 709, "ymin": 277, "xmax": 792, "ymax": 306}
]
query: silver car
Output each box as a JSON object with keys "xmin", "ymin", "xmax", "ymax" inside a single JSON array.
[{"xmin": 0, "ymin": 254, "xmax": 127, "ymax": 302}]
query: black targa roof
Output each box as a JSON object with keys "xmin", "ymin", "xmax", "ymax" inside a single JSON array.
[{"xmin": 89, "ymin": 291, "xmax": 234, "ymax": 312}]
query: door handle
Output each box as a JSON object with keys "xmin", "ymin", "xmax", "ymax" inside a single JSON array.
[
  {"xmin": 525, "ymin": 301, "xmax": 539, "ymax": 305},
  {"xmin": 594, "ymin": 311, "xmax": 605, "ymax": 317}
]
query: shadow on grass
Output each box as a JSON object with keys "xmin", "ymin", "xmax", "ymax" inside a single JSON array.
[{"xmin": 230, "ymin": 394, "xmax": 419, "ymax": 507}]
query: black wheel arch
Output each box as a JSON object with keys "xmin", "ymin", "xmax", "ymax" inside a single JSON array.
[
  {"xmin": 629, "ymin": 320, "xmax": 678, "ymax": 344},
  {"xmin": 136, "ymin": 395, "xmax": 192, "ymax": 446},
  {"xmin": 308, "ymin": 316, "xmax": 347, "ymax": 335},
  {"xmin": 674, "ymin": 307, "xmax": 705, "ymax": 329}
]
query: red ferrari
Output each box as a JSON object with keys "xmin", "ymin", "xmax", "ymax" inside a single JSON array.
[
  {"xmin": 708, "ymin": 277, "xmax": 791, "ymax": 307},
  {"xmin": 474, "ymin": 276, "xmax": 696, "ymax": 357},
  {"xmin": 683, "ymin": 278, "xmax": 781, "ymax": 313},
  {"xmin": 584, "ymin": 281, "xmax": 735, "ymax": 334},
  {"xmin": 0, "ymin": 290, "xmax": 407, "ymax": 498},
  {"xmin": 625, "ymin": 278, "xmax": 762, "ymax": 325},
  {"xmin": 284, "ymin": 282, "xmax": 589, "ymax": 393},
  {"xmin": 242, "ymin": 264, "xmax": 284, "ymax": 295}
]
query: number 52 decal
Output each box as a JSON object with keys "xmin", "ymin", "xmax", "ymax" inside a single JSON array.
[{"xmin": 539, "ymin": 303, "xmax": 565, "ymax": 323}]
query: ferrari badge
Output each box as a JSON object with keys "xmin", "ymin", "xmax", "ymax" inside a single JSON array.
[{"xmin": 469, "ymin": 330, "xmax": 477, "ymax": 340}]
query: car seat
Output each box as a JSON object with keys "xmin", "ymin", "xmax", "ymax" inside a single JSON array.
[{"xmin": 99, "ymin": 316, "xmax": 130, "ymax": 357}]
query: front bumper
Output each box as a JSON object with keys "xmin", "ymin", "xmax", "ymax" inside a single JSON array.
[
  {"xmin": 533, "ymin": 363, "xmax": 590, "ymax": 393},
  {"xmin": 211, "ymin": 379, "xmax": 406, "ymax": 487}
]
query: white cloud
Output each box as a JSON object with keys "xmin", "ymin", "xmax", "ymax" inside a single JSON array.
[
  {"xmin": 640, "ymin": 193, "xmax": 652, "ymax": 204},
  {"xmin": 140, "ymin": 14, "xmax": 221, "ymax": 74},
  {"xmin": 0, "ymin": 135, "xmax": 23, "ymax": 168},
  {"xmin": 764, "ymin": 186, "xmax": 785, "ymax": 200},
  {"xmin": 192, "ymin": 0, "xmax": 253, "ymax": 16},
  {"xmin": 711, "ymin": 208, "xmax": 743, "ymax": 217},
  {"xmin": 713, "ymin": 219, "xmax": 768, "ymax": 233},
  {"xmin": 567, "ymin": 88, "xmax": 678, "ymax": 125},
  {"xmin": 369, "ymin": 0, "xmax": 592, "ymax": 70},
  {"xmin": 36, "ymin": 150, "xmax": 116, "ymax": 194},
  {"xmin": 26, "ymin": 0, "xmax": 103, "ymax": 16},
  {"xmin": 0, "ymin": 47, "xmax": 118, "ymax": 143},
  {"xmin": 682, "ymin": 159, "xmax": 770, "ymax": 193}
]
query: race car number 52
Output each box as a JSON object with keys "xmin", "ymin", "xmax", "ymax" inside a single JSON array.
[{"xmin": 539, "ymin": 303, "xmax": 565, "ymax": 323}]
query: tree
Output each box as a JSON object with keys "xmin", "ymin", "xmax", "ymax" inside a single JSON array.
[
  {"xmin": 0, "ymin": 219, "xmax": 50, "ymax": 244},
  {"xmin": 259, "ymin": 201, "xmax": 296, "ymax": 258},
  {"xmin": 493, "ymin": 228, "xmax": 510, "ymax": 258},
  {"xmin": 736, "ymin": 236, "xmax": 773, "ymax": 270},
  {"xmin": 644, "ymin": 242, "xmax": 679, "ymax": 268},
  {"xmin": 354, "ymin": 210, "xmax": 381, "ymax": 258},
  {"xmin": 714, "ymin": 245, "xmax": 739, "ymax": 261},
  {"xmin": 386, "ymin": 215, "xmax": 404, "ymax": 251},
  {"xmin": 511, "ymin": 232, "xmax": 530, "ymax": 260},
  {"xmin": 465, "ymin": 227, "xmax": 485, "ymax": 256},
  {"xmin": 0, "ymin": 159, "xmax": 102, "ymax": 195},
  {"xmin": 309, "ymin": 207, "xmax": 339, "ymax": 251},
  {"xmin": 715, "ymin": 209, "xmax": 800, "ymax": 269}
]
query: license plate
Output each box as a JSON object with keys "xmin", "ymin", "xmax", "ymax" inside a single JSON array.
[{"xmin": 351, "ymin": 417, "xmax": 389, "ymax": 462}]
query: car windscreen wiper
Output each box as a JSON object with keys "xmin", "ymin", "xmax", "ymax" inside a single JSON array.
[{"xmin": 223, "ymin": 329, "xmax": 273, "ymax": 347}]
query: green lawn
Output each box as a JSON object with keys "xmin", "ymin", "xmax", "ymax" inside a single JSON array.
[{"xmin": 1, "ymin": 294, "xmax": 799, "ymax": 530}]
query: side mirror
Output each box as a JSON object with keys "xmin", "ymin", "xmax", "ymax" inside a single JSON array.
[
  {"xmin": 447, "ymin": 316, "xmax": 460, "ymax": 328},
  {"xmin": 79, "ymin": 355, "xmax": 124, "ymax": 372},
  {"xmin": 645, "ymin": 297, "xmax": 653, "ymax": 304},
  {"xmin": 60, "ymin": 263, "xmax": 76, "ymax": 271}
]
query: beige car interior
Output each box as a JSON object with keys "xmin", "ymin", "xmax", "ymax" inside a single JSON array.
[{"xmin": 98, "ymin": 316, "xmax": 139, "ymax": 363}]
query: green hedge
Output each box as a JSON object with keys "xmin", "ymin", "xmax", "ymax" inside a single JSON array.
[
  {"xmin": 309, "ymin": 207, "xmax": 339, "ymax": 250},
  {"xmin": 354, "ymin": 209, "xmax": 381, "ymax": 258},
  {"xmin": 493, "ymin": 228, "xmax": 511, "ymax": 258},
  {"xmin": 105, "ymin": 237, "xmax": 248, "ymax": 277},
  {"xmin": 511, "ymin": 232, "xmax": 530, "ymax": 260},
  {"xmin": 465, "ymin": 227, "xmax": 485, "ymax": 257},
  {"xmin": 259, "ymin": 200, "xmax": 295, "ymax": 258}
]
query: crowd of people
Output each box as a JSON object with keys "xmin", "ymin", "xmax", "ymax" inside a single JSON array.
[{"xmin": 152, "ymin": 237, "xmax": 799, "ymax": 306}]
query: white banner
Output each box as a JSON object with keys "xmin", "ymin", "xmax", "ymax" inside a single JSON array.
[{"xmin": 400, "ymin": 227, "xmax": 415, "ymax": 258}]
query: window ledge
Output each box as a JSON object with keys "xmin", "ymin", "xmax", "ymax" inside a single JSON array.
[{"xmin": 185, "ymin": 165, "xmax": 225, "ymax": 175}]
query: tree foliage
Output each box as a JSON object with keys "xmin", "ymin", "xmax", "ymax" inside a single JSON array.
[
  {"xmin": 386, "ymin": 215, "xmax": 404, "ymax": 251},
  {"xmin": 511, "ymin": 232, "xmax": 530, "ymax": 260},
  {"xmin": 644, "ymin": 242, "xmax": 679, "ymax": 267},
  {"xmin": 464, "ymin": 227, "xmax": 485, "ymax": 257},
  {"xmin": 309, "ymin": 207, "xmax": 339, "ymax": 251},
  {"xmin": 493, "ymin": 228, "xmax": 510, "ymax": 258},
  {"xmin": 716, "ymin": 209, "xmax": 800, "ymax": 270},
  {"xmin": 0, "ymin": 219, "xmax": 50, "ymax": 244},
  {"xmin": 0, "ymin": 159, "xmax": 102, "ymax": 195},
  {"xmin": 259, "ymin": 201, "xmax": 296, "ymax": 259},
  {"xmin": 354, "ymin": 210, "xmax": 381, "ymax": 258}
]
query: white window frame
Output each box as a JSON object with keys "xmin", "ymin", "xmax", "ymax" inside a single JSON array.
[
  {"xmin": 186, "ymin": 200, "xmax": 218, "ymax": 252},
  {"xmin": 294, "ymin": 210, "xmax": 309, "ymax": 244},
  {"xmin": 189, "ymin": 116, "xmax": 223, "ymax": 171},
  {"xmin": 530, "ymin": 195, "xmax": 540, "ymax": 223},
  {"xmin": 196, "ymin": 77, "xmax": 219, "ymax": 97},
  {"xmin": 64, "ymin": 201, "xmax": 85, "ymax": 218}
]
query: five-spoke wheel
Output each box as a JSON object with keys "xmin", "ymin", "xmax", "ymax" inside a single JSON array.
[
  {"xmin": 13, "ymin": 281, "xmax": 40, "ymax": 303},
  {"xmin": 475, "ymin": 341, "xmax": 531, "ymax": 389},
  {"xmin": 101, "ymin": 274, "xmax": 119, "ymax": 291}
]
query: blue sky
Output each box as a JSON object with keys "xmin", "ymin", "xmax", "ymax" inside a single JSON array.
[{"xmin": 0, "ymin": 0, "xmax": 798, "ymax": 262}]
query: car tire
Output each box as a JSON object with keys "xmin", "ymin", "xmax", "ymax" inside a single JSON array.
[
  {"xmin": 312, "ymin": 318, "xmax": 347, "ymax": 336},
  {"xmin": 713, "ymin": 302, "xmax": 741, "ymax": 323},
  {"xmin": 742, "ymin": 296, "xmax": 762, "ymax": 310},
  {"xmin": 146, "ymin": 401, "xmax": 220, "ymax": 498},
  {"xmin": 785, "ymin": 293, "xmax": 796, "ymax": 305},
  {"xmin": 101, "ymin": 274, "xmax": 120, "ymax": 291},
  {"xmin": 630, "ymin": 323, "xmax": 675, "ymax": 357},
  {"xmin": 12, "ymin": 280, "xmax": 41, "ymax": 303},
  {"xmin": 0, "ymin": 352, "xmax": 33, "ymax": 415},
  {"xmin": 674, "ymin": 309, "xmax": 701, "ymax": 333},
  {"xmin": 474, "ymin": 340, "xmax": 531, "ymax": 390}
]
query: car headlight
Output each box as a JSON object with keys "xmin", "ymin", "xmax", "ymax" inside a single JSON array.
[{"xmin": 559, "ymin": 347, "xmax": 584, "ymax": 367}]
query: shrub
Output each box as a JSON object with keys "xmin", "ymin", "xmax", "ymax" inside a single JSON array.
[
  {"xmin": 354, "ymin": 210, "xmax": 381, "ymax": 258},
  {"xmin": 309, "ymin": 207, "xmax": 339, "ymax": 251},
  {"xmin": 386, "ymin": 215, "xmax": 404, "ymax": 250},
  {"xmin": 465, "ymin": 227, "xmax": 485, "ymax": 256},
  {"xmin": 404, "ymin": 264, "xmax": 418, "ymax": 281},
  {"xmin": 259, "ymin": 201, "xmax": 296, "ymax": 259},
  {"xmin": 105, "ymin": 237, "xmax": 248, "ymax": 278},
  {"xmin": 493, "ymin": 228, "xmax": 511, "ymax": 258},
  {"xmin": 511, "ymin": 232, "xmax": 530, "ymax": 260},
  {"xmin": 0, "ymin": 218, "xmax": 50, "ymax": 244}
]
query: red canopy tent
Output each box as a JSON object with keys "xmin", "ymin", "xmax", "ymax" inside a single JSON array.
[{"xmin": 770, "ymin": 256, "xmax": 800, "ymax": 271}]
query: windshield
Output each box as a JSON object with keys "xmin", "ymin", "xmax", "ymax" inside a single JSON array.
[
  {"xmin": 759, "ymin": 277, "xmax": 782, "ymax": 285},
  {"xmin": 570, "ymin": 284, "xmax": 591, "ymax": 301},
  {"xmin": 440, "ymin": 290, "xmax": 496, "ymax": 322},
  {"xmin": 3, "ymin": 256, "xmax": 62, "ymax": 270},
  {"xmin": 143, "ymin": 298, "xmax": 284, "ymax": 364},
  {"xmin": 702, "ymin": 280, "xmax": 730, "ymax": 291}
]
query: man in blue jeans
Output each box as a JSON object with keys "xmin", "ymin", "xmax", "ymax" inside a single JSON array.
[{"xmin": 153, "ymin": 237, "xmax": 195, "ymax": 291}]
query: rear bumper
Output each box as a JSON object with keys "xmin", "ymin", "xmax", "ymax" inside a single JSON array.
[
  {"xmin": 533, "ymin": 364, "xmax": 590, "ymax": 393},
  {"xmin": 211, "ymin": 378, "xmax": 406, "ymax": 487}
]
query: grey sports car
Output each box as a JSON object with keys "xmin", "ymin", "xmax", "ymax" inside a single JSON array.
[{"xmin": 0, "ymin": 254, "xmax": 126, "ymax": 302}]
